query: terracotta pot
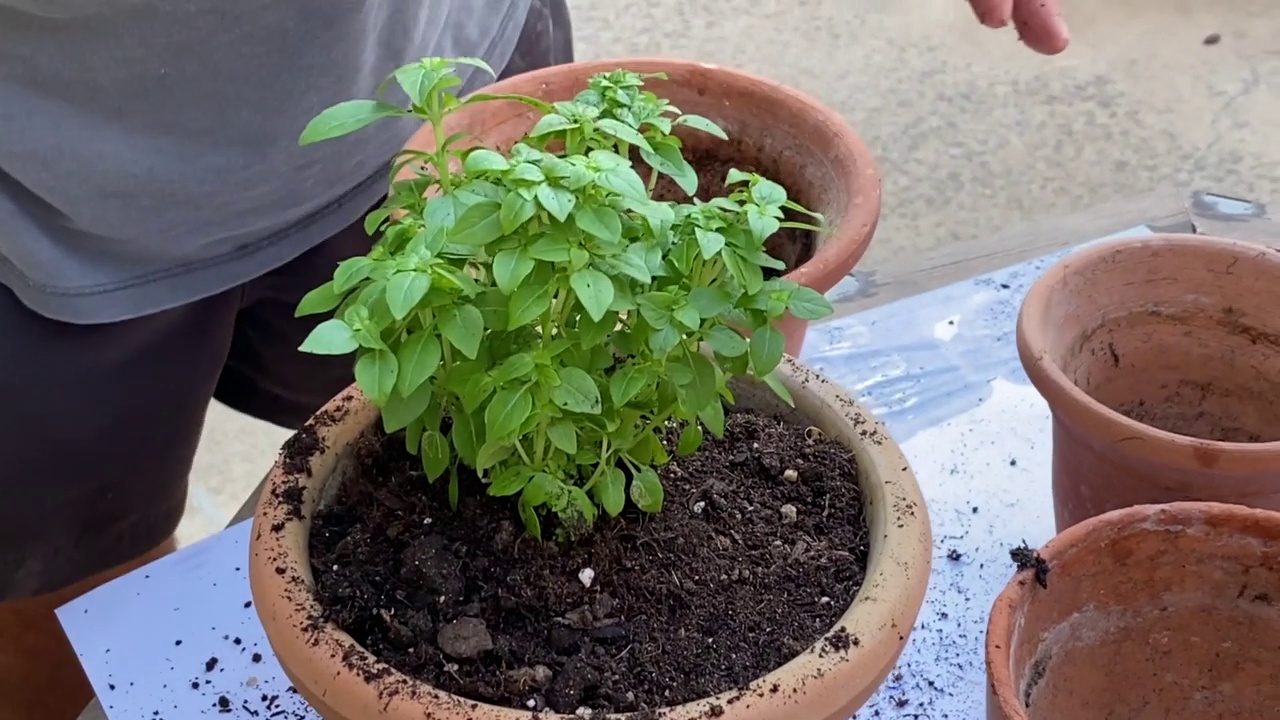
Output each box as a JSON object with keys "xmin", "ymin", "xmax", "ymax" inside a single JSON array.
[
  {"xmin": 986, "ymin": 501, "xmax": 1280, "ymax": 720},
  {"xmin": 406, "ymin": 58, "xmax": 881, "ymax": 357},
  {"xmin": 248, "ymin": 355, "xmax": 931, "ymax": 719},
  {"xmin": 1017, "ymin": 234, "xmax": 1280, "ymax": 531}
]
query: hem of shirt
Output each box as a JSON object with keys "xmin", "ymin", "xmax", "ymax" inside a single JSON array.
[{"xmin": 0, "ymin": 171, "xmax": 386, "ymax": 325}]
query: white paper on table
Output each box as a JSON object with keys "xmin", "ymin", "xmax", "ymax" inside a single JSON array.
[{"xmin": 58, "ymin": 521, "xmax": 318, "ymax": 719}]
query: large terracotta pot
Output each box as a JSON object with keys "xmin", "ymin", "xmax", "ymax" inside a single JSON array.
[
  {"xmin": 986, "ymin": 502, "xmax": 1280, "ymax": 720},
  {"xmin": 410, "ymin": 58, "xmax": 881, "ymax": 357},
  {"xmin": 1017, "ymin": 234, "xmax": 1280, "ymax": 531},
  {"xmin": 248, "ymin": 355, "xmax": 931, "ymax": 719}
]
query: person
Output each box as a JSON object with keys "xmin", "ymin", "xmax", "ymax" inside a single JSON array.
[
  {"xmin": 0, "ymin": 0, "xmax": 1063, "ymax": 717},
  {"xmin": 969, "ymin": 0, "xmax": 1070, "ymax": 54}
]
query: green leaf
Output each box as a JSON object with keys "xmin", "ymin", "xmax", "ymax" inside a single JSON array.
[
  {"xmin": 492, "ymin": 248, "xmax": 536, "ymax": 295},
  {"xmin": 363, "ymin": 208, "xmax": 392, "ymax": 236},
  {"xmin": 449, "ymin": 56, "xmax": 498, "ymax": 77},
  {"xmin": 299, "ymin": 100, "xmax": 406, "ymax": 145},
  {"xmin": 595, "ymin": 165, "xmax": 650, "ymax": 202},
  {"xmin": 629, "ymin": 467, "xmax": 665, "ymax": 513},
  {"xmin": 547, "ymin": 420, "xmax": 578, "ymax": 454},
  {"xmin": 703, "ymin": 325, "xmax": 749, "ymax": 357},
  {"xmin": 648, "ymin": 325, "xmax": 681, "ymax": 356},
  {"xmin": 449, "ymin": 200, "xmax": 504, "ymax": 246},
  {"xmin": 528, "ymin": 234, "xmax": 573, "ymax": 263},
  {"xmin": 463, "ymin": 148, "xmax": 510, "ymax": 173},
  {"xmin": 518, "ymin": 499, "xmax": 543, "ymax": 541},
  {"xmin": 689, "ymin": 287, "xmax": 734, "ymax": 318},
  {"xmin": 451, "ymin": 410, "xmax": 481, "ymax": 466},
  {"xmin": 381, "ymin": 381, "xmax": 433, "ymax": 433},
  {"xmin": 751, "ymin": 178, "xmax": 788, "ymax": 207},
  {"xmin": 595, "ymin": 118, "xmax": 653, "ymax": 151},
  {"xmin": 508, "ymin": 283, "xmax": 555, "ymax": 329},
  {"xmin": 764, "ymin": 371, "xmax": 795, "ymax": 407},
  {"xmin": 608, "ymin": 251, "xmax": 651, "ymax": 283},
  {"xmin": 699, "ymin": 400, "xmax": 726, "ymax": 438},
  {"xmin": 536, "ymin": 184, "xmax": 576, "ymax": 222},
  {"xmin": 385, "ymin": 271, "xmax": 431, "ymax": 320},
  {"xmin": 675, "ymin": 113, "xmax": 729, "ymax": 140},
  {"xmin": 565, "ymin": 486, "xmax": 598, "ymax": 526},
  {"xmin": 488, "ymin": 468, "xmax": 531, "ymax": 497},
  {"xmin": 476, "ymin": 440, "xmax": 515, "ymax": 470},
  {"xmin": 295, "ymin": 282, "xmax": 346, "ymax": 317},
  {"xmin": 421, "ymin": 431, "xmax": 451, "ymax": 481},
  {"xmin": 788, "ymin": 286, "xmax": 834, "ymax": 320},
  {"xmin": 441, "ymin": 304, "xmax": 485, "ymax": 359},
  {"xmin": 595, "ymin": 467, "xmax": 626, "ymax": 518},
  {"xmin": 460, "ymin": 372, "xmax": 496, "ymax": 413},
  {"xmin": 725, "ymin": 168, "xmax": 754, "ymax": 186},
  {"xmin": 492, "ymin": 353, "xmax": 535, "ymax": 383},
  {"xmin": 551, "ymin": 367, "xmax": 602, "ymax": 414},
  {"xmin": 298, "ymin": 318, "xmax": 358, "ymax": 355},
  {"xmin": 684, "ymin": 352, "xmax": 720, "ymax": 409},
  {"xmin": 694, "ymin": 228, "xmax": 726, "ymax": 260},
  {"xmin": 485, "ymin": 386, "xmax": 532, "ymax": 440},
  {"xmin": 749, "ymin": 325, "xmax": 786, "ymax": 375},
  {"xmin": 569, "ymin": 268, "xmax": 614, "ymax": 322},
  {"xmin": 574, "ymin": 205, "xmax": 622, "ymax": 243},
  {"xmin": 448, "ymin": 470, "xmax": 460, "ymax": 510},
  {"xmin": 396, "ymin": 332, "xmax": 442, "ymax": 395},
  {"xmin": 609, "ymin": 364, "xmax": 652, "ymax": 406},
  {"xmin": 677, "ymin": 424, "xmax": 704, "ymax": 456},
  {"xmin": 528, "ymin": 113, "xmax": 577, "ymax": 137},
  {"xmin": 333, "ymin": 257, "xmax": 374, "ymax": 293},
  {"xmin": 355, "ymin": 348, "xmax": 399, "ymax": 404},
  {"xmin": 521, "ymin": 472, "xmax": 559, "ymax": 507},
  {"xmin": 672, "ymin": 304, "xmax": 701, "ymax": 331},
  {"xmin": 405, "ymin": 417, "xmax": 424, "ymax": 455},
  {"xmin": 640, "ymin": 142, "xmax": 698, "ymax": 196},
  {"xmin": 723, "ymin": 249, "xmax": 765, "ymax": 295},
  {"xmin": 499, "ymin": 191, "xmax": 538, "ymax": 233}
]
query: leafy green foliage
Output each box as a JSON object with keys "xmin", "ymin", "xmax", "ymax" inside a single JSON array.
[{"xmin": 296, "ymin": 58, "xmax": 833, "ymax": 538}]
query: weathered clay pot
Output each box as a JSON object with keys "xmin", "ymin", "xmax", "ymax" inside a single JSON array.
[
  {"xmin": 409, "ymin": 58, "xmax": 881, "ymax": 357},
  {"xmin": 987, "ymin": 501, "xmax": 1280, "ymax": 720},
  {"xmin": 1017, "ymin": 234, "xmax": 1280, "ymax": 531},
  {"xmin": 248, "ymin": 355, "xmax": 930, "ymax": 719}
]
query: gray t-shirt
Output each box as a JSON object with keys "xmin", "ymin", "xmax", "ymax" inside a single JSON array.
[{"xmin": 0, "ymin": 0, "xmax": 531, "ymax": 323}]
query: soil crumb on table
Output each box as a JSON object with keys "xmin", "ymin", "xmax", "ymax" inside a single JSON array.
[
  {"xmin": 1010, "ymin": 543, "xmax": 1050, "ymax": 589},
  {"xmin": 307, "ymin": 409, "xmax": 870, "ymax": 715}
]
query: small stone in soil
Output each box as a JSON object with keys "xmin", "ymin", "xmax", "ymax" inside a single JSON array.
[
  {"xmin": 436, "ymin": 617, "xmax": 494, "ymax": 660},
  {"xmin": 779, "ymin": 504, "xmax": 798, "ymax": 523},
  {"xmin": 782, "ymin": 468, "xmax": 799, "ymax": 483},
  {"xmin": 1010, "ymin": 543, "xmax": 1051, "ymax": 589}
]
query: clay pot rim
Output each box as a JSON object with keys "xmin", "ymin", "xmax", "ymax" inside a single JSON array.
[
  {"xmin": 1017, "ymin": 234, "xmax": 1280, "ymax": 464},
  {"xmin": 418, "ymin": 56, "xmax": 882, "ymax": 295},
  {"xmin": 984, "ymin": 501, "xmax": 1279, "ymax": 720},
  {"xmin": 249, "ymin": 354, "xmax": 932, "ymax": 719}
]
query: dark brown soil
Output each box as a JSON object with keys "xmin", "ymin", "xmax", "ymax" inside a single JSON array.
[
  {"xmin": 1118, "ymin": 396, "xmax": 1271, "ymax": 443},
  {"xmin": 307, "ymin": 409, "xmax": 869, "ymax": 715},
  {"xmin": 1010, "ymin": 543, "xmax": 1050, "ymax": 590},
  {"xmin": 645, "ymin": 139, "xmax": 816, "ymax": 274}
]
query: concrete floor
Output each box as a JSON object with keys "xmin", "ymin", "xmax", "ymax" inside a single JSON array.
[{"xmin": 177, "ymin": 0, "xmax": 1279, "ymax": 545}]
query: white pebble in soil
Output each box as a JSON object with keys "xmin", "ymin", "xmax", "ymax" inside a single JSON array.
[
  {"xmin": 780, "ymin": 504, "xmax": 798, "ymax": 524},
  {"xmin": 578, "ymin": 567, "xmax": 595, "ymax": 589}
]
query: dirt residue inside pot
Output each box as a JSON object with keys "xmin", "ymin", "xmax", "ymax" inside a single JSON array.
[
  {"xmin": 306, "ymin": 409, "xmax": 869, "ymax": 715},
  {"xmin": 645, "ymin": 140, "xmax": 817, "ymax": 275},
  {"xmin": 1118, "ymin": 391, "xmax": 1274, "ymax": 443}
]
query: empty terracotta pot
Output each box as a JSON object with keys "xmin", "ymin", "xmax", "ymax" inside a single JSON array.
[
  {"xmin": 407, "ymin": 59, "xmax": 881, "ymax": 357},
  {"xmin": 249, "ymin": 355, "xmax": 931, "ymax": 719},
  {"xmin": 987, "ymin": 501, "xmax": 1280, "ymax": 720},
  {"xmin": 1017, "ymin": 234, "xmax": 1280, "ymax": 531}
]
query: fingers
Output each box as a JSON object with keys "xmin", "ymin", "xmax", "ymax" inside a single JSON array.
[
  {"xmin": 1012, "ymin": 0, "xmax": 1070, "ymax": 55},
  {"xmin": 969, "ymin": 0, "xmax": 1015, "ymax": 28}
]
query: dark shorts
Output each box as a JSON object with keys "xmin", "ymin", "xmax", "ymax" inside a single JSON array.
[{"xmin": 0, "ymin": 0, "xmax": 573, "ymax": 601}]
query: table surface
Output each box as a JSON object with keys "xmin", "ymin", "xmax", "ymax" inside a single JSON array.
[{"xmin": 77, "ymin": 189, "xmax": 1278, "ymax": 720}]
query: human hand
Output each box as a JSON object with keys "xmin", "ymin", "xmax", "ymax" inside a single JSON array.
[{"xmin": 969, "ymin": 0, "xmax": 1069, "ymax": 55}]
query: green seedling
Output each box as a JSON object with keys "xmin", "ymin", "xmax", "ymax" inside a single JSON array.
[{"xmin": 295, "ymin": 57, "xmax": 832, "ymax": 538}]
